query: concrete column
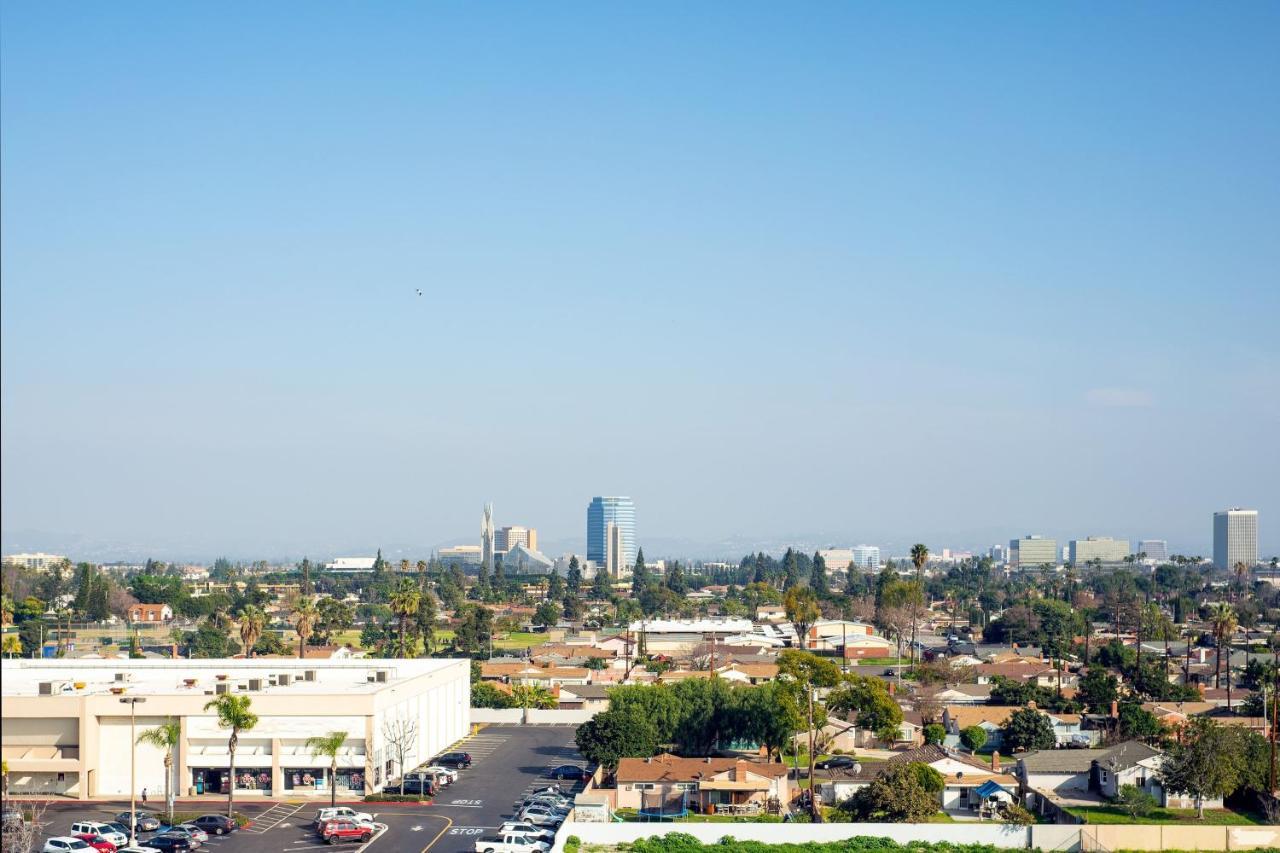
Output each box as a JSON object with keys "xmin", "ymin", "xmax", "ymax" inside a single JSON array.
[
  {"xmin": 271, "ymin": 738, "xmax": 283, "ymax": 797},
  {"xmin": 178, "ymin": 716, "xmax": 190, "ymax": 797},
  {"xmin": 364, "ymin": 716, "xmax": 375, "ymax": 796}
]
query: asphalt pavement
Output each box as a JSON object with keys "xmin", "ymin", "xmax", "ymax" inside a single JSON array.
[{"xmin": 24, "ymin": 725, "xmax": 587, "ymax": 853}]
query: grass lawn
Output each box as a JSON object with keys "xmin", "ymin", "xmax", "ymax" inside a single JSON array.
[
  {"xmin": 492, "ymin": 631, "xmax": 546, "ymax": 650},
  {"xmin": 851, "ymin": 657, "xmax": 907, "ymax": 666},
  {"xmin": 1068, "ymin": 805, "xmax": 1264, "ymax": 825}
]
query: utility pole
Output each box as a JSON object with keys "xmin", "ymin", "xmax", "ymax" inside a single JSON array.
[
  {"xmin": 120, "ymin": 696, "xmax": 147, "ymax": 846},
  {"xmin": 807, "ymin": 686, "xmax": 820, "ymax": 822},
  {"xmin": 1270, "ymin": 636, "xmax": 1278, "ymax": 794}
]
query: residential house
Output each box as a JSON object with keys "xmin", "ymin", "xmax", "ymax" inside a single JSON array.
[
  {"xmin": 557, "ymin": 684, "xmax": 611, "ymax": 714},
  {"xmin": 941, "ymin": 705, "xmax": 1097, "ymax": 750},
  {"xmin": 756, "ymin": 605, "xmax": 787, "ymax": 622},
  {"xmin": 818, "ymin": 744, "xmax": 1017, "ymax": 815},
  {"xmin": 127, "ymin": 604, "xmax": 173, "ymax": 624},
  {"xmin": 715, "ymin": 663, "xmax": 778, "ymax": 685},
  {"xmin": 613, "ymin": 753, "xmax": 790, "ymax": 813},
  {"xmin": 919, "ymin": 684, "xmax": 992, "ymax": 706},
  {"xmin": 1017, "ymin": 741, "xmax": 1222, "ymax": 810}
]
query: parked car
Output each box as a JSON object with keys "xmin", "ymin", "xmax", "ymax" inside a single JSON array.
[
  {"xmin": 435, "ymin": 751, "xmax": 472, "ymax": 768},
  {"xmin": 473, "ymin": 833, "xmax": 549, "ymax": 853},
  {"xmin": 43, "ymin": 838, "xmax": 92, "ymax": 853},
  {"xmin": 144, "ymin": 836, "xmax": 193, "ymax": 853},
  {"xmin": 152, "ymin": 833, "xmax": 199, "ymax": 851},
  {"xmin": 497, "ymin": 822, "xmax": 554, "ymax": 844},
  {"xmin": 520, "ymin": 795, "xmax": 570, "ymax": 813},
  {"xmin": 547, "ymin": 765, "xmax": 588, "ymax": 781},
  {"xmin": 420, "ymin": 765, "xmax": 458, "ymax": 784},
  {"xmin": 117, "ymin": 847, "xmax": 163, "ymax": 853},
  {"xmin": 70, "ymin": 824, "xmax": 127, "ymax": 848},
  {"xmin": 170, "ymin": 826, "xmax": 208, "ymax": 844},
  {"xmin": 515, "ymin": 805, "xmax": 564, "ymax": 828},
  {"xmin": 74, "ymin": 834, "xmax": 118, "ymax": 853},
  {"xmin": 312, "ymin": 808, "xmax": 373, "ymax": 829},
  {"xmin": 115, "ymin": 813, "xmax": 161, "ymax": 833},
  {"xmin": 316, "ymin": 820, "xmax": 374, "ymax": 845},
  {"xmin": 103, "ymin": 824, "xmax": 135, "ymax": 841},
  {"xmin": 814, "ymin": 756, "xmax": 856, "ymax": 770},
  {"xmin": 395, "ymin": 775, "xmax": 436, "ymax": 796},
  {"xmin": 187, "ymin": 816, "xmax": 237, "ymax": 836}
]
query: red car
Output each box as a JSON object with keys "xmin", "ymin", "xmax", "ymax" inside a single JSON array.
[
  {"xmin": 316, "ymin": 820, "xmax": 373, "ymax": 845},
  {"xmin": 73, "ymin": 835, "xmax": 116, "ymax": 853}
]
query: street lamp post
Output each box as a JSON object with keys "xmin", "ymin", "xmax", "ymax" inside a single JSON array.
[{"xmin": 120, "ymin": 697, "xmax": 147, "ymax": 846}]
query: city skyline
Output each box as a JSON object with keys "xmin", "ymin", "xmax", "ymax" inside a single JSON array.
[
  {"xmin": 1, "ymin": 503, "xmax": 1268, "ymax": 565},
  {"xmin": 2, "ymin": 4, "xmax": 1277, "ymax": 558}
]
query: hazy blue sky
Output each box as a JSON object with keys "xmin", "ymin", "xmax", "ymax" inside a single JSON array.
[{"xmin": 2, "ymin": 3, "xmax": 1277, "ymax": 560}]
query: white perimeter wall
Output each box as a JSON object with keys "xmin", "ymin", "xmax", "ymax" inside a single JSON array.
[{"xmin": 555, "ymin": 824, "xmax": 1032, "ymax": 851}]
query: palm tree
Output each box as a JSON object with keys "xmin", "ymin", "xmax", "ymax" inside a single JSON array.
[
  {"xmin": 909, "ymin": 544, "xmax": 929, "ymax": 666},
  {"xmin": 304, "ymin": 731, "xmax": 349, "ymax": 808},
  {"xmin": 1209, "ymin": 602, "xmax": 1238, "ymax": 705},
  {"xmin": 237, "ymin": 606, "xmax": 265, "ymax": 659},
  {"xmin": 292, "ymin": 596, "xmax": 319, "ymax": 659},
  {"xmin": 389, "ymin": 580, "xmax": 421, "ymax": 659},
  {"xmin": 136, "ymin": 719, "xmax": 181, "ymax": 824},
  {"xmin": 1, "ymin": 594, "xmax": 13, "ymax": 629},
  {"xmin": 1234, "ymin": 562, "xmax": 1250, "ymax": 602},
  {"xmin": 203, "ymin": 694, "xmax": 258, "ymax": 819}
]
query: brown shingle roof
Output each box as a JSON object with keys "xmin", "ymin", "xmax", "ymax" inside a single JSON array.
[{"xmin": 616, "ymin": 753, "xmax": 789, "ymax": 784}]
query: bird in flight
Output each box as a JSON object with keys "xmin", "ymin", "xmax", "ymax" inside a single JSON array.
[{"xmin": 416, "ymin": 289, "xmax": 423, "ymax": 296}]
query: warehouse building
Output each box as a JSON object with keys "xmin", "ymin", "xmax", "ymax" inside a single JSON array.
[{"xmin": 0, "ymin": 658, "xmax": 470, "ymax": 799}]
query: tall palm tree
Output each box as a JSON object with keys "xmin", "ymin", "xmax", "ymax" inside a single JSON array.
[
  {"xmin": 389, "ymin": 580, "xmax": 421, "ymax": 659},
  {"xmin": 203, "ymin": 694, "xmax": 258, "ymax": 819},
  {"xmin": 1209, "ymin": 602, "xmax": 1238, "ymax": 705},
  {"xmin": 136, "ymin": 719, "xmax": 181, "ymax": 824},
  {"xmin": 1234, "ymin": 562, "xmax": 1250, "ymax": 602},
  {"xmin": 292, "ymin": 597, "xmax": 319, "ymax": 659},
  {"xmin": 304, "ymin": 731, "xmax": 349, "ymax": 808},
  {"xmin": 237, "ymin": 606, "xmax": 265, "ymax": 659},
  {"xmin": 909, "ymin": 544, "xmax": 929, "ymax": 666}
]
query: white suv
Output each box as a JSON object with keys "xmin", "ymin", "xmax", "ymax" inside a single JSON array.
[
  {"xmin": 312, "ymin": 808, "xmax": 373, "ymax": 829},
  {"xmin": 70, "ymin": 823, "xmax": 128, "ymax": 847},
  {"xmin": 43, "ymin": 839, "xmax": 91, "ymax": 853}
]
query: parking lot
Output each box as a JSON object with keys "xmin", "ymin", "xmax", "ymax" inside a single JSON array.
[{"xmin": 24, "ymin": 725, "xmax": 587, "ymax": 853}]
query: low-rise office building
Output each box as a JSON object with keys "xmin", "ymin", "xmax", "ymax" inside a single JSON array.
[{"xmin": 0, "ymin": 658, "xmax": 470, "ymax": 799}]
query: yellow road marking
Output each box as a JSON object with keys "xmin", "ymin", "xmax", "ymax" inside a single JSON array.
[{"xmin": 420, "ymin": 814, "xmax": 454, "ymax": 852}]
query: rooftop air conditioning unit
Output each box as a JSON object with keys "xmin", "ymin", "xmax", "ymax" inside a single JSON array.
[
  {"xmin": 278, "ymin": 674, "xmax": 292, "ymax": 686},
  {"xmin": 115, "ymin": 673, "xmax": 130, "ymax": 682},
  {"xmin": 375, "ymin": 670, "xmax": 388, "ymax": 683},
  {"xmin": 215, "ymin": 682, "xmax": 230, "ymax": 695},
  {"xmin": 39, "ymin": 681, "xmax": 65, "ymax": 696},
  {"xmin": 248, "ymin": 678, "xmax": 263, "ymax": 691},
  {"xmin": 304, "ymin": 669, "xmax": 317, "ymax": 682}
]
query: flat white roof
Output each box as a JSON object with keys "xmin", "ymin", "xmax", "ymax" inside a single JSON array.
[
  {"xmin": 0, "ymin": 657, "xmax": 465, "ymax": 698},
  {"xmin": 628, "ymin": 618, "xmax": 754, "ymax": 633}
]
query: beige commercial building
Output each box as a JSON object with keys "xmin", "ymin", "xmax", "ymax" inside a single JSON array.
[
  {"xmin": 495, "ymin": 526, "xmax": 538, "ymax": 553},
  {"xmin": 1069, "ymin": 536, "xmax": 1131, "ymax": 564},
  {"xmin": 0, "ymin": 658, "xmax": 469, "ymax": 800},
  {"xmin": 1009, "ymin": 535, "xmax": 1058, "ymax": 567}
]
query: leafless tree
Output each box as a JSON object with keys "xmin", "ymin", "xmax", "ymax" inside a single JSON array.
[
  {"xmin": 2, "ymin": 801, "xmax": 50, "ymax": 853},
  {"xmin": 381, "ymin": 718, "xmax": 419, "ymax": 795}
]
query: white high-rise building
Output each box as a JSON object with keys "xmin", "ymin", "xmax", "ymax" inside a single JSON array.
[
  {"xmin": 604, "ymin": 522, "xmax": 627, "ymax": 579},
  {"xmin": 1138, "ymin": 540, "xmax": 1169, "ymax": 562},
  {"xmin": 495, "ymin": 526, "xmax": 537, "ymax": 553},
  {"xmin": 1214, "ymin": 509, "xmax": 1259, "ymax": 570},
  {"xmin": 850, "ymin": 545, "xmax": 881, "ymax": 570}
]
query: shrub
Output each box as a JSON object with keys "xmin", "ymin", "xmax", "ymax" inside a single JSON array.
[
  {"xmin": 564, "ymin": 836, "xmax": 581, "ymax": 853},
  {"xmin": 362, "ymin": 794, "xmax": 429, "ymax": 803}
]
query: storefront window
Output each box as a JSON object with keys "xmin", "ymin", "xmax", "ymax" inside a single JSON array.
[
  {"xmin": 285, "ymin": 769, "xmax": 327, "ymax": 790},
  {"xmin": 335, "ymin": 770, "xmax": 364, "ymax": 791}
]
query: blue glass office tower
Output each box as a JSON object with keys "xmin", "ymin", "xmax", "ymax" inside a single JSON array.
[{"xmin": 586, "ymin": 496, "xmax": 636, "ymax": 568}]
